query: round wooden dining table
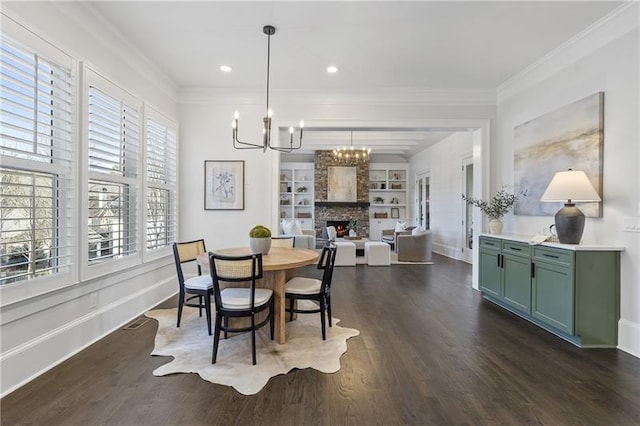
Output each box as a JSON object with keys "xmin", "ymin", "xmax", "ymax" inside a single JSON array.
[{"xmin": 198, "ymin": 247, "xmax": 319, "ymax": 344}]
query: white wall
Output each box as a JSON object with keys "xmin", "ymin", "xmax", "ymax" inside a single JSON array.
[
  {"xmin": 0, "ymin": 3, "xmax": 179, "ymax": 396},
  {"xmin": 496, "ymin": 5, "xmax": 639, "ymax": 356},
  {"xmin": 409, "ymin": 132, "xmax": 474, "ymax": 259},
  {"xmin": 178, "ymin": 91, "xmax": 496, "ymax": 251}
]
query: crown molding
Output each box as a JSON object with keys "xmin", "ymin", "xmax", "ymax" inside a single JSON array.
[
  {"xmin": 497, "ymin": 2, "xmax": 639, "ymax": 103},
  {"xmin": 179, "ymin": 87, "xmax": 496, "ymax": 107}
]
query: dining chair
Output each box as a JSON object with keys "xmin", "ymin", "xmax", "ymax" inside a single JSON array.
[
  {"xmin": 271, "ymin": 236, "xmax": 294, "ymax": 248},
  {"xmin": 284, "ymin": 245, "xmax": 338, "ymax": 340},
  {"xmin": 208, "ymin": 252, "xmax": 274, "ymax": 365},
  {"xmin": 172, "ymin": 239, "xmax": 213, "ymax": 335}
]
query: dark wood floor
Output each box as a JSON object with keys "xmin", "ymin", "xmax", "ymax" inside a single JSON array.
[{"xmin": 3, "ymin": 254, "xmax": 640, "ymax": 425}]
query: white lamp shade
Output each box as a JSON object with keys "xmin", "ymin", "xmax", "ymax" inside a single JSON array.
[{"xmin": 540, "ymin": 170, "xmax": 601, "ymax": 203}]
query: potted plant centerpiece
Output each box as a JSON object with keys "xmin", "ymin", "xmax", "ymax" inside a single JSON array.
[
  {"xmin": 249, "ymin": 225, "xmax": 272, "ymax": 254},
  {"xmin": 462, "ymin": 187, "xmax": 527, "ymax": 234},
  {"xmin": 346, "ymin": 220, "xmax": 357, "ymax": 238}
]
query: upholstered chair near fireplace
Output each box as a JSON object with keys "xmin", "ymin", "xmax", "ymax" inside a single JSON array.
[
  {"xmin": 280, "ymin": 219, "xmax": 316, "ymax": 249},
  {"xmin": 397, "ymin": 228, "xmax": 433, "ymax": 262}
]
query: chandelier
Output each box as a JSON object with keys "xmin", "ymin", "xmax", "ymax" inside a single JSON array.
[
  {"xmin": 232, "ymin": 25, "xmax": 304, "ymax": 152},
  {"xmin": 333, "ymin": 131, "xmax": 371, "ymax": 162}
]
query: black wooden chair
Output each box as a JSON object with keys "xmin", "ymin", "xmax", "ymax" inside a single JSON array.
[
  {"xmin": 172, "ymin": 239, "xmax": 214, "ymax": 335},
  {"xmin": 208, "ymin": 252, "xmax": 274, "ymax": 365},
  {"xmin": 284, "ymin": 245, "xmax": 338, "ymax": 340}
]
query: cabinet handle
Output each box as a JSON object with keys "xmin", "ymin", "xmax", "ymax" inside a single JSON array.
[
  {"xmin": 531, "ymin": 262, "xmax": 535, "ymax": 278},
  {"xmin": 497, "ymin": 253, "xmax": 501, "ymax": 268},
  {"xmin": 509, "ymin": 246, "xmax": 522, "ymax": 251},
  {"xmin": 543, "ymin": 253, "xmax": 559, "ymax": 259}
]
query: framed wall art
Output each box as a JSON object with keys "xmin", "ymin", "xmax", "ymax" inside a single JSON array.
[
  {"xmin": 204, "ymin": 160, "xmax": 244, "ymax": 210},
  {"xmin": 327, "ymin": 166, "xmax": 356, "ymax": 202},
  {"xmin": 513, "ymin": 92, "xmax": 603, "ymax": 217}
]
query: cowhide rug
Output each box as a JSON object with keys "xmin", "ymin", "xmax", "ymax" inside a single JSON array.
[{"xmin": 145, "ymin": 302, "xmax": 360, "ymax": 395}]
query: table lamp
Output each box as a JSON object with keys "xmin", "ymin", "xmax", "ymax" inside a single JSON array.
[{"xmin": 540, "ymin": 169, "xmax": 601, "ymax": 244}]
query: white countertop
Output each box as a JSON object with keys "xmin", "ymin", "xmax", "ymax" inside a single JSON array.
[{"xmin": 480, "ymin": 233, "xmax": 625, "ymax": 252}]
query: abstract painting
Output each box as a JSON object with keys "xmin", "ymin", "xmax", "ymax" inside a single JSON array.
[
  {"xmin": 204, "ymin": 160, "xmax": 244, "ymax": 210},
  {"xmin": 514, "ymin": 92, "xmax": 603, "ymax": 217},
  {"xmin": 327, "ymin": 166, "xmax": 356, "ymax": 202}
]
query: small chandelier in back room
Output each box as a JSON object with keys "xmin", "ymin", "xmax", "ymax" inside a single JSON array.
[
  {"xmin": 333, "ymin": 131, "xmax": 371, "ymax": 162},
  {"xmin": 232, "ymin": 25, "xmax": 304, "ymax": 152}
]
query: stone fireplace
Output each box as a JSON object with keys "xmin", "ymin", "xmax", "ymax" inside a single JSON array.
[
  {"xmin": 326, "ymin": 220, "xmax": 352, "ymax": 238},
  {"xmin": 313, "ymin": 151, "xmax": 370, "ymax": 238}
]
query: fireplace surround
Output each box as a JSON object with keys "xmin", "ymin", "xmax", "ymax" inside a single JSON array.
[{"xmin": 326, "ymin": 220, "xmax": 352, "ymax": 238}]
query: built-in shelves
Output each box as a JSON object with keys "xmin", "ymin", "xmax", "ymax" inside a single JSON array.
[
  {"xmin": 369, "ymin": 163, "xmax": 409, "ymax": 240},
  {"xmin": 280, "ymin": 162, "xmax": 314, "ymax": 230}
]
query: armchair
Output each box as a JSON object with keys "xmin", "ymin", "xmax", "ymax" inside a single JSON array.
[
  {"xmin": 381, "ymin": 228, "xmax": 411, "ymax": 251},
  {"xmin": 397, "ymin": 230, "xmax": 433, "ymax": 262}
]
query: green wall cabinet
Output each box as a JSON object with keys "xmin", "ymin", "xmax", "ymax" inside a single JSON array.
[{"xmin": 478, "ymin": 235, "xmax": 622, "ymax": 348}]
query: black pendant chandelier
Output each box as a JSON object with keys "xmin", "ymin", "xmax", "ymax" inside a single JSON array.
[{"xmin": 232, "ymin": 25, "xmax": 304, "ymax": 152}]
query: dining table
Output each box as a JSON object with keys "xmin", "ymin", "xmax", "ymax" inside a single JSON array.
[{"xmin": 197, "ymin": 246, "xmax": 319, "ymax": 344}]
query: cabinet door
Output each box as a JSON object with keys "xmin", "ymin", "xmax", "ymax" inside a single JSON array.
[
  {"xmin": 479, "ymin": 246, "xmax": 501, "ymax": 298},
  {"xmin": 532, "ymin": 261, "xmax": 574, "ymax": 334},
  {"xmin": 502, "ymin": 253, "xmax": 531, "ymax": 314}
]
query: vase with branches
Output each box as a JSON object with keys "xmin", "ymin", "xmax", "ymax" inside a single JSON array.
[{"xmin": 462, "ymin": 187, "xmax": 527, "ymax": 233}]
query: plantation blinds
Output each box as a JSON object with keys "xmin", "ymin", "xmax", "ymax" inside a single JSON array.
[
  {"xmin": 87, "ymin": 82, "xmax": 139, "ymax": 264},
  {"xmin": 0, "ymin": 35, "xmax": 74, "ymax": 285},
  {"xmin": 146, "ymin": 112, "xmax": 177, "ymax": 250}
]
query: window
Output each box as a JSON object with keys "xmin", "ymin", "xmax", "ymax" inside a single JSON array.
[
  {"xmin": 0, "ymin": 35, "xmax": 73, "ymax": 285},
  {"xmin": 86, "ymin": 78, "xmax": 140, "ymax": 265},
  {"xmin": 145, "ymin": 111, "xmax": 177, "ymax": 251}
]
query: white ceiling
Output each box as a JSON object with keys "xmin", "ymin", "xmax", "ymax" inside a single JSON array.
[{"xmin": 86, "ymin": 1, "xmax": 623, "ymax": 157}]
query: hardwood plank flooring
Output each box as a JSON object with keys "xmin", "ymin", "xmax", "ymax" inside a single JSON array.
[{"xmin": 2, "ymin": 254, "xmax": 639, "ymax": 425}]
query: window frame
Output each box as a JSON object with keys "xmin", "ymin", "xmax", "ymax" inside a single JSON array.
[
  {"xmin": 80, "ymin": 65, "xmax": 143, "ymax": 281},
  {"xmin": 0, "ymin": 17, "xmax": 79, "ymax": 304},
  {"xmin": 143, "ymin": 106, "xmax": 178, "ymax": 261}
]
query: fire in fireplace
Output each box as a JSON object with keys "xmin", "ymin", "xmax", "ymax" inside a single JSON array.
[{"xmin": 326, "ymin": 220, "xmax": 354, "ymax": 238}]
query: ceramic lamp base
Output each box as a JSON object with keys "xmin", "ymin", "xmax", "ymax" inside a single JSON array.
[{"xmin": 554, "ymin": 203, "xmax": 585, "ymax": 244}]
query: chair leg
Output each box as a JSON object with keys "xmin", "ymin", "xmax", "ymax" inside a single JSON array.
[
  {"xmin": 327, "ymin": 295, "xmax": 332, "ymax": 328},
  {"xmin": 177, "ymin": 290, "xmax": 185, "ymax": 328},
  {"xmin": 320, "ymin": 299, "xmax": 327, "ymax": 340},
  {"xmin": 224, "ymin": 317, "xmax": 228, "ymax": 339},
  {"xmin": 204, "ymin": 292, "xmax": 212, "ymax": 336},
  {"xmin": 198, "ymin": 295, "xmax": 203, "ymax": 317},
  {"xmin": 251, "ymin": 316, "xmax": 257, "ymax": 365},
  {"xmin": 270, "ymin": 298, "xmax": 275, "ymax": 340},
  {"xmin": 212, "ymin": 314, "xmax": 222, "ymax": 364},
  {"xmin": 289, "ymin": 297, "xmax": 295, "ymax": 321}
]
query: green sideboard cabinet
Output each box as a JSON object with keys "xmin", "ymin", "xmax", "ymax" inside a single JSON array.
[{"xmin": 478, "ymin": 235, "xmax": 622, "ymax": 347}]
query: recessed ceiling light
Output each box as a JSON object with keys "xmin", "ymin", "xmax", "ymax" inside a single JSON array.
[
  {"xmin": 327, "ymin": 66, "xmax": 339, "ymax": 74},
  {"xmin": 220, "ymin": 65, "xmax": 232, "ymax": 73}
]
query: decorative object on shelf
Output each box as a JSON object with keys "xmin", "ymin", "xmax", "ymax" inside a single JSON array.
[
  {"xmin": 390, "ymin": 208, "xmax": 400, "ymax": 219},
  {"xmin": 373, "ymin": 196, "xmax": 384, "ymax": 204},
  {"xmin": 297, "ymin": 212, "xmax": 312, "ymax": 218},
  {"xmin": 391, "ymin": 183, "xmax": 402, "ymax": 189},
  {"xmin": 540, "ymin": 169, "xmax": 601, "ymax": 244},
  {"xmin": 390, "ymin": 197, "xmax": 399, "ymax": 204},
  {"xmin": 297, "ymin": 186, "xmax": 307, "ymax": 192},
  {"xmin": 374, "ymin": 212, "xmax": 388, "ymax": 219},
  {"xmin": 333, "ymin": 131, "xmax": 371, "ymax": 163},
  {"xmin": 204, "ymin": 160, "xmax": 244, "ymax": 210},
  {"xmin": 380, "ymin": 183, "xmax": 386, "ymax": 189},
  {"xmin": 231, "ymin": 25, "xmax": 303, "ymax": 152},
  {"xmin": 513, "ymin": 92, "xmax": 603, "ymax": 217},
  {"xmin": 462, "ymin": 186, "xmax": 528, "ymax": 234},
  {"xmin": 249, "ymin": 225, "xmax": 272, "ymax": 254}
]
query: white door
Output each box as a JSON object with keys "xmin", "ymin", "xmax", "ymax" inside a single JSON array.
[
  {"xmin": 461, "ymin": 156, "xmax": 474, "ymax": 263},
  {"xmin": 415, "ymin": 171, "xmax": 430, "ymax": 229}
]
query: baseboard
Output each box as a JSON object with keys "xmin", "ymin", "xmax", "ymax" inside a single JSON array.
[
  {"xmin": 432, "ymin": 242, "xmax": 463, "ymax": 261},
  {"xmin": 618, "ymin": 318, "xmax": 640, "ymax": 358},
  {"xmin": 0, "ymin": 278, "xmax": 175, "ymax": 398}
]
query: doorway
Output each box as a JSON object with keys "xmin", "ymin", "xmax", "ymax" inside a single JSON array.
[
  {"xmin": 461, "ymin": 155, "xmax": 473, "ymax": 263},
  {"xmin": 415, "ymin": 171, "xmax": 430, "ymax": 230}
]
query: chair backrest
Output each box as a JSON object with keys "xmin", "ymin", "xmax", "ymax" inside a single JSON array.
[
  {"xmin": 173, "ymin": 239, "xmax": 206, "ymax": 286},
  {"xmin": 271, "ymin": 236, "xmax": 294, "ymax": 248},
  {"xmin": 317, "ymin": 245, "xmax": 338, "ymax": 296},
  {"xmin": 208, "ymin": 252, "xmax": 263, "ymax": 310}
]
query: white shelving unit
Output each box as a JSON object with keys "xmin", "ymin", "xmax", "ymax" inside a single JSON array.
[
  {"xmin": 279, "ymin": 162, "xmax": 314, "ymax": 230},
  {"xmin": 369, "ymin": 163, "xmax": 409, "ymax": 240}
]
